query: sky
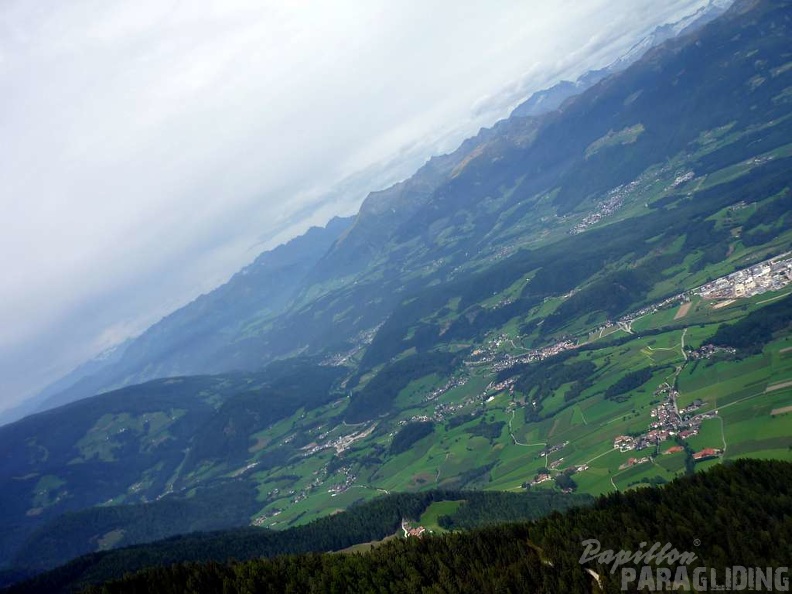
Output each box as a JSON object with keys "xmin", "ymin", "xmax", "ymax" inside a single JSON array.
[{"xmin": 0, "ymin": 0, "xmax": 716, "ymax": 415}]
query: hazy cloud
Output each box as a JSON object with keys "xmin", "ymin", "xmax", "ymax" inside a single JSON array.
[{"xmin": 0, "ymin": 0, "xmax": 712, "ymax": 412}]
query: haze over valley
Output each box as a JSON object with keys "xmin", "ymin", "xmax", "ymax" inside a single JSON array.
[{"xmin": 2, "ymin": 1, "xmax": 792, "ymax": 592}]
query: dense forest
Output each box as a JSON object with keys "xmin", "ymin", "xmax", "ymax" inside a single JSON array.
[
  {"xmin": 10, "ymin": 489, "xmax": 589, "ymax": 593},
  {"xmin": 12, "ymin": 459, "xmax": 791, "ymax": 593},
  {"xmin": 346, "ymin": 352, "xmax": 461, "ymax": 422},
  {"xmin": 389, "ymin": 422, "xmax": 436, "ymax": 455},
  {"xmin": 710, "ymin": 293, "xmax": 792, "ymax": 353}
]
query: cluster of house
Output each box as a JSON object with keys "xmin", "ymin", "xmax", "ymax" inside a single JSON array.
[
  {"xmin": 300, "ymin": 422, "xmax": 377, "ymax": 456},
  {"xmin": 671, "ymin": 171, "xmax": 695, "ymax": 187},
  {"xmin": 696, "ymin": 255, "xmax": 792, "ymax": 301},
  {"xmin": 688, "ymin": 344, "xmax": 737, "ymax": 360},
  {"xmin": 527, "ymin": 440, "xmax": 584, "ymax": 486},
  {"xmin": 401, "ymin": 519, "xmax": 427, "ymax": 538},
  {"xmin": 692, "ymin": 447, "xmax": 722, "ymax": 461},
  {"xmin": 616, "ymin": 445, "xmax": 719, "ymax": 470},
  {"xmin": 528, "ymin": 460, "xmax": 588, "ymax": 487},
  {"xmin": 568, "ymin": 165, "xmax": 698, "ymax": 237},
  {"xmin": 405, "ymin": 388, "xmax": 482, "ymax": 425},
  {"xmin": 252, "ymin": 508, "xmax": 282, "ymax": 526},
  {"xmin": 612, "ymin": 377, "xmax": 721, "ymax": 458},
  {"xmin": 489, "ymin": 377, "xmax": 516, "ymax": 394},
  {"xmin": 425, "ymin": 376, "xmax": 469, "ymax": 401},
  {"xmin": 619, "ymin": 456, "xmax": 651, "ymax": 471},
  {"xmin": 611, "ymin": 379, "xmax": 724, "ymax": 471},
  {"xmin": 476, "ymin": 339, "xmax": 578, "ymax": 374},
  {"xmin": 321, "ymin": 324, "xmax": 382, "ymax": 366},
  {"xmin": 530, "ymin": 472, "xmax": 554, "ymax": 485},
  {"xmin": 569, "ymin": 185, "xmax": 626, "ymax": 235},
  {"xmin": 537, "ymin": 441, "xmax": 569, "ymax": 459}
]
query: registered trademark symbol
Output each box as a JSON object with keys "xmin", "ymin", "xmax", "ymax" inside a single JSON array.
[{"xmin": 693, "ymin": 539, "xmax": 701, "ymax": 547}]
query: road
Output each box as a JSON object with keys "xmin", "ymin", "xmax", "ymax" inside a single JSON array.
[{"xmin": 508, "ymin": 409, "xmax": 547, "ymax": 448}]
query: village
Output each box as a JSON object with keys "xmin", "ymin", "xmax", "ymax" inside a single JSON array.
[
  {"xmin": 569, "ymin": 183, "xmax": 627, "ymax": 235},
  {"xmin": 468, "ymin": 337, "xmax": 578, "ymax": 373},
  {"xmin": 300, "ymin": 422, "xmax": 378, "ymax": 456},
  {"xmin": 612, "ymin": 379, "xmax": 721, "ymax": 470},
  {"xmin": 568, "ymin": 163, "xmax": 693, "ymax": 236}
]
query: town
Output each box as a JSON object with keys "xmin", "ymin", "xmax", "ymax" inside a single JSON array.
[
  {"xmin": 569, "ymin": 184, "xmax": 626, "ymax": 235},
  {"xmin": 696, "ymin": 254, "xmax": 792, "ymax": 301}
]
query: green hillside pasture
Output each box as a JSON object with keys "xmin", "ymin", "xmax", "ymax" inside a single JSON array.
[
  {"xmin": 253, "ymin": 451, "xmax": 334, "ymax": 514},
  {"xmin": 678, "ymin": 336, "xmax": 792, "ymax": 411},
  {"xmin": 570, "ymin": 405, "xmax": 588, "ymax": 426},
  {"xmin": 571, "ymin": 449, "xmax": 630, "ymax": 496},
  {"xmin": 720, "ymin": 389, "xmax": 792, "ymax": 460},
  {"xmin": 248, "ymin": 409, "xmax": 306, "ymax": 456},
  {"xmin": 376, "ymin": 416, "xmax": 508, "ymax": 492},
  {"xmin": 612, "ymin": 459, "xmax": 677, "ymax": 491},
  {"xmin": 683, "ymin": 322, "xmax": 722, "ymax": 349},
  {"xmin": 73, "ymin": 410, "xmax": 184, "ymax": 463},
  {"xmin": 677, "ymin": 354, "xmax": 774, "ymax": 407},
  {"xmin": 569, "ymin": 397, "xmax": 654, "ymax": 446},
  {"xmin": 267, "ymin": 484, "xmax": 379, "ymax": 530},
  {"xmin": 685, "ymin": 418, "xmax": 726, "ymax": 451},
  {"xmin": 694, "ymin": 458, "xmax": 722, "ymax": 473},
  {"xmin": 572, "ymin": 465, "xmax": 615, "ymax": 496},
  {"xmin": 488, "ymin": 444, "xmax": 548, "ymax": 491},
  {"xmin": 510, "ymin": 416, "xmax": 548, "ymax": 446},
  {"xmin": 641, "ymin": 344, "xmax": 684, "ymax": 368},
  {"xmin": 598, "ymin": 333, "xmax": 678, "ymax": 379},
  {"xmin": 543, "ymin": 403, "xmax": 579, "ymax": 437},
  {"xmin": 631, "ymin": 306, "xmax": 680, "ymax": 333},
  {"xmin": 439, "ymin": 374, "xmax": 491, "ymax": 403},
  {"xmin": 655, "ymin": 451, "xmax": 687, "ymax": 473},
  {"xmin": 393, "ymin": 374, "xmax": 443, "ymax": 408},
  {"xmin": 419, "ymin": 500, "xmax": 465, "ymax": 532},
  {"xmin": 372, "ymin": 431, "xmax": 440, "ymax": 490}
]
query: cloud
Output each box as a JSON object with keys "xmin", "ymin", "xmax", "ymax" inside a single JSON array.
[{"xmin": 0, "ymin": 0, "xmax": 712, "ymax": 412}]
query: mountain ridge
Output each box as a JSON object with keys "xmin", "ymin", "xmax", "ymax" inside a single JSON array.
[
  {"xmin": 14, "ymin": 1, "xmax": 739, "ymax": 422},
  {"xmin": 1, "ymin": 0, "xmax": 791, "ymax": 584}
]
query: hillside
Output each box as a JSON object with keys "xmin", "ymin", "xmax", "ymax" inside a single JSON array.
[
  {"xmin": 9, "ymin": 488, "xmax": 591, "ymax": 593},
  {"xmin": 2, "ymin": 0, "xmax": 792, "ymax": 585},
  {"xmin": 24, "ymin": 1, "xmax": 736, "ymax": 412},
  {"xmin": 15, "ymin": 459, "xmax": 792, "ymax": 593},
  {"xmin": 18, "ymin": 216, "xmax": 353, "ymax": 417},
  {"xmin": 0, "ymin": 361, "xmax": 345, "ymax": 571}
]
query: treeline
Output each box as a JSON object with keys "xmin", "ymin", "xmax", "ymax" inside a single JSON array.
[
  {"xmin": 360, "ymin": 151, "xmax": 792, "ymax": 371},
  {"xmin": 604, "ymin": 366, "xmax": 655, "ymax": 401},
  {"xmin": 499, "ymin": 355, "xmax": 596, "ymax": 420},
  {"xmin": 389, "ymin": 422, "xmax": 435, "ymax": 455},
  {"xmin": 70, "ymin": 459, "xmax": 792, "ymax": 593},
  {"xmin": 0, "ymin": 364, "xmax": 341, "ymax": 577},
  {"xmin": 710, "ymin": 293, "xmax": 792, "ymax": 353},
  {"xmin": 465, "ymin": 420, "xmax": 506, "ymax": 441},
  {"xmin": 9, "ymin": 481, "xmax": 260, "ymax": 574},
  {"xmin": 10, "ymin": 489, "xmax": 589, "ymax": 593},
  {"xmin": 87, "ymin": 527, "xmax": 557, "ymax": 594},
  {"xmin": 437, "ymin": 490, "xmax": 588, "ymax": 531},
  {"xmin": 346, "ymin": 351, "xmax": 459, "ymax": 422}
]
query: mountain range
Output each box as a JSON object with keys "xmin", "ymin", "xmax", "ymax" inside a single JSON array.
[
  {"xmin": 1, "ymin": 0, "xmax": 736, "ymax": 427},
  {"xmin": 2, "ymin": 0, "xmax": 792, "ymax": 588}
]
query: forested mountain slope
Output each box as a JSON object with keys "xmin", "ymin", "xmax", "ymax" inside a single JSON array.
[
  {"xmin": 14, "ymin": 459, "xmax": 790, "ymax": 594},
  {"xmin": 2, "ymin": 0, "xmax": 792, "ymax": 586}
]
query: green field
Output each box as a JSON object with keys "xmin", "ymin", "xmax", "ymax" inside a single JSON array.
[{"xmin": 419, "ymin": 500, "xmax": 465, "ymax": 532}]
